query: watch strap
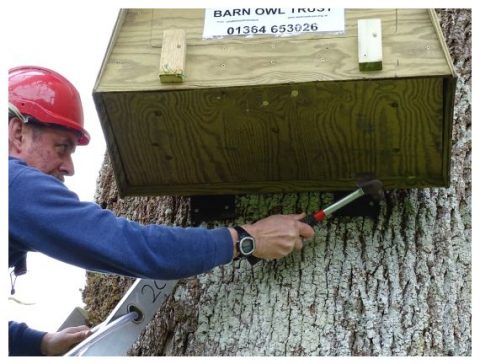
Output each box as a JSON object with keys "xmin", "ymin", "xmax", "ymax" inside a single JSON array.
[
  {"xmin": 233, "ymin": 226, "xmax": 261, "ymax": 265},
  {"xmin": 233, "ymin": 226, "xmax": 250, "ymax": 241},
  {"xmin": 246, "ymin": 255, "xmax": 260, "ymax": 265},
  {"xmin": 233, "ymin": 226, "xmax": 253, "ymax": 256}
]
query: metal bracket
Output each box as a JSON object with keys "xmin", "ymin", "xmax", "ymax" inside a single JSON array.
[
  {"xmin": 190, "ymin": 190, "xmax": 379, "ymax": 224},
  {"xmin": 330, "ymin": 191, "xmax": 381, "ymax": 218},
  {"xmin": 190, "ymin": 195, "xmax": 235, "ymax": 225}
]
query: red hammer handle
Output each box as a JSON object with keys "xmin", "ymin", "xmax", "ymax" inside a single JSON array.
[{"xmin": 302, "ymin": 210, "xmax": 327, "ymax": 227}]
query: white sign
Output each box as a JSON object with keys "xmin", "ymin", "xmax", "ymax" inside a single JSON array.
[{"xmin": 203, "ymin": 8, "xmax": 345, "ymax": 38}]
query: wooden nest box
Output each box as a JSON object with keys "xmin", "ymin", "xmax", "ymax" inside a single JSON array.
[{"xmin": 93, "ymin": 9, "xmax": 456, "ymax": 197}]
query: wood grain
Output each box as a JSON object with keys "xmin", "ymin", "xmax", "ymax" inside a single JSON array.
[
  {"xmin": 96, "ymin": 9, "xmax": 452, "ymax": 91},
  {"xmin": 93, "ymin": 8, "xmax": 455, "ymax": 196},
  {"xmin": 98, "ymin": 76, "xmax": 446, "ymax": 195}
]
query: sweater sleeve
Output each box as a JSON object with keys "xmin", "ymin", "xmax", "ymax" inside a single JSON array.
[
  {"xmin": 9, "ymin": 321, "xmax": 46, "ymax": 356},
  {"xmin": 9, "ymin": 159, "xmax": 233, "ymax": 279}
]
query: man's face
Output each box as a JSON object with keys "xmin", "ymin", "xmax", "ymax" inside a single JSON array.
[{"xmin": 16, "ymin": 123, "xmax": 78, "ymax": 182}]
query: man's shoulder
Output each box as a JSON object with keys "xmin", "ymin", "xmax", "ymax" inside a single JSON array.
[
  {"xmin": 9, "ymin": 156, "xmax": 26, "ymax": 166},
  {"xmin": 9, "ymin": 157, "xmax": 28, "ymax": 180},
  {"xmin": 9, "ymin": 157, "xmax": 47, "ymax": 188},
  {"xmin": 9, "ymin": 156, "xmax": 78, "ymax": 201}
]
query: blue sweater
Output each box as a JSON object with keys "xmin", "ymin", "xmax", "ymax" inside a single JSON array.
[{"xmin": 8, "ymin": 157, "xmax": 233, "ymax": 355}]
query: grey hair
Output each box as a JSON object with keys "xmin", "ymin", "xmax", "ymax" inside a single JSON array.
[{"xmin": 8, "ymin": 102, "xmax": 27, "ymax": 123}]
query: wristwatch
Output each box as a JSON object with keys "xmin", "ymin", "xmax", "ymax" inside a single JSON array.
[{"xmin": 233, "ymin": 226, "xmax": 256, "ymax": 258}]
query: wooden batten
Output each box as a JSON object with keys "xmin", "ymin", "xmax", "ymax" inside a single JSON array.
[
  {"xmin": 159, "ymin": 29, "xmax": 186, "ymax": 83},
  {"xmin": 358, "ymin": 18, "xmax": 383, "ymax": 71},
  {"xmin": 93, "ymin": 9, "xmax": 456, "ymax": 197}
]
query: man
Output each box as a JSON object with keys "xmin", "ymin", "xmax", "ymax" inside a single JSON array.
[{"xmin": 8, "ymin": 66, "xmax": 315, "ymax": 356}]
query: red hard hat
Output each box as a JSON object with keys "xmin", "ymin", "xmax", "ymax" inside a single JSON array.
[{"xmin": 8, "ymin": 66, "xmax": 90, "ymax": 145}]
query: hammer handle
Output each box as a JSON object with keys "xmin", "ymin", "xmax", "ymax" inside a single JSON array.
[
  {"xmin": 301, "ymin": 188, "xmax": 365, "ymax": 226},
  {"xmin": 302, "ymin": 210, "xmax": 327, "ymax": 227}
]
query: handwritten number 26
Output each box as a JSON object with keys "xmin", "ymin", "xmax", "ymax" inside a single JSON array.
[{"xmin": 141, "ymin": 281, "xmax": 167, "ymax": 303}]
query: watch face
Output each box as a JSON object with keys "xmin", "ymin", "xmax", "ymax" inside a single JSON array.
[{"xmin": 239, "ymin": 237, "xmax": 255, "ymax": 256}]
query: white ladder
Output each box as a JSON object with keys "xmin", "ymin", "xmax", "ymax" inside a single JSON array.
[{"xmin": 65, "ymin": 278, "xmax": 177, "ymax": 356}]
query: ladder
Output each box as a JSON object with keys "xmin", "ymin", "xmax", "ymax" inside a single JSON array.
[{"xmin": 64, "ymin": 278, "xmax": 177, "ymax": 356}]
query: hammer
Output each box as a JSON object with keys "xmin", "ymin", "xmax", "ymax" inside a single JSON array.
[
  {"xmin": 302, "ymin": 178, "xmax": 384, "ymax": 227},
  {"xmin": 247, "ymin": 178, "xmax": 384, "ymax": 265}
]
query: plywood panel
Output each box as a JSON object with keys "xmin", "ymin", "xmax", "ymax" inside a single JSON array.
[
  {"xmin": 95, "ymin": 9, "xmax": 452, "ymax": 92},
  {"xmin": 93, "ymin": 8, "xmax": 455, "ymax": 196},
  {"xmin": 96, "ymin": 77, "xmax": 445, "ymax": 195}
]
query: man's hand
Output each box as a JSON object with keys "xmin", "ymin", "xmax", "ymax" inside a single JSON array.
[
  {"xmin": 240, "ymin": 213, "xmax": 315, "ymax": 260},
  {"xmin": 41, "ymin": 325, "xmax": 91, "ymax": 356}
]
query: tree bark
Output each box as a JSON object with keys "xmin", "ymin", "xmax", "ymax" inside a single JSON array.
[{"xmin": 84, "ymin": 9, "xmax": 471, "ymax": 356}]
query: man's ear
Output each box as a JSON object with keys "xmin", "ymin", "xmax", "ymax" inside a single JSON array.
[{"xmin": 8, "ymin": 118, "xmax": 26, "ymax": 154}]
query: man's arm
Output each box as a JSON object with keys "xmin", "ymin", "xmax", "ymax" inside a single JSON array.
[
  {"xmin": 9, "ymin": 160, "xmax": 233, "ymax": 279},
  {"xmin": 10, "ymin": 159, "xmax": 313, "ymax": 280},
  {"xmin": 9, "ymin": 321, "xmax": 91, "ymax": 356},
  {"xmin": 9, "ymin": 321, "xmax": 46, "ymax": 356}
]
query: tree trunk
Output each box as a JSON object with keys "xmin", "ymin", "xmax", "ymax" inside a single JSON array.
[{"xmin": 83, "ymin": 9, "xmax": 471, "ymax": 356}]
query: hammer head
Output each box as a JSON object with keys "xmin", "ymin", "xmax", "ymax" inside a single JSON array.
[{"xmin": 356, "ymin": 177, "xmax": 385, "ymax": 201}]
